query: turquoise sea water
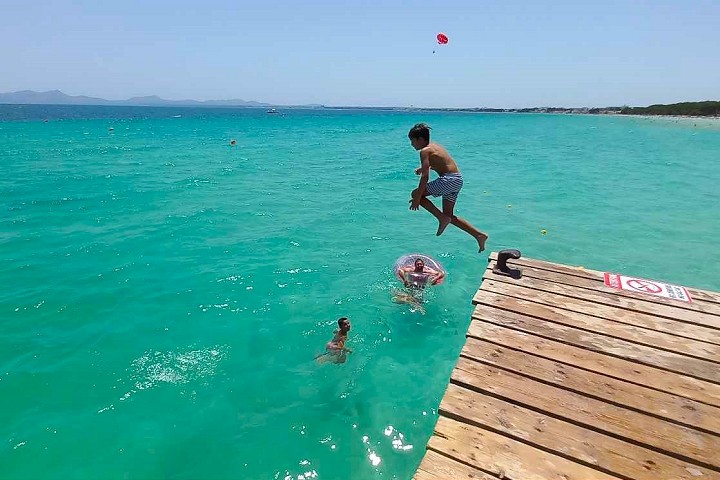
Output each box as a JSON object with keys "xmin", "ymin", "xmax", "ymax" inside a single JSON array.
[{"xmin": 1, "ymin": 105, "xmax": 719, "ymax": 480}]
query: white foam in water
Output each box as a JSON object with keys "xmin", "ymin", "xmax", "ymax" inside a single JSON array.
[{"xmin": 119, "ymin": 345, "xmax": 227, "ymax": 400}]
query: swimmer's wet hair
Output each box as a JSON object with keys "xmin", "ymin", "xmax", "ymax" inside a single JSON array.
[
  {"xmin": 408, "ymin": 123, "xmax": 431, "ymax": 142},
  {"xmin": 338, "ymin": 317, "xmax": 349, "ymax": 325}
]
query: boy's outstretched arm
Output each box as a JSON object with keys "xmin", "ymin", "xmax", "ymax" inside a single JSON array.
[{"xmin": 410, "ymin": 150, "xmax": 431, "ymax": 210}]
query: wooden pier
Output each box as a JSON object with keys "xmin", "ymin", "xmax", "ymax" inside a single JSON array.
[{"xmin": 414, "ymin": 253, "xmax": 720, "ymax": 480}]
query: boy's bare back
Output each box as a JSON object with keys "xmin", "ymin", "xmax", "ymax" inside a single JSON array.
[{"xmin": 420, "ymin": 143, "xmax": 460, "ymax": 175}]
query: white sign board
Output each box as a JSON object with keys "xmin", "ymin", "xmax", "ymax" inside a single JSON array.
[{"xmin": 604, "ymin": 273, "xmax": 692, "ymax": 303}]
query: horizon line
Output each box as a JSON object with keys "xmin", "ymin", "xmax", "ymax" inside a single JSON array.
[{"xmin": 1, "ymin": 89, "xmax": 718, "ymax": 111}]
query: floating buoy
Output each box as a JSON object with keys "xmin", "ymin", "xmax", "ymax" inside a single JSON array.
[
  {"xmin": 540, "ymin": 229, "xmax": 547, "ymax": 235},
  {"xmin": 109, "ymin": 127, "xmax": 114, "ymax": 131},
  {"xmin": 507, "ymin": 204, "xmax": 512, "ymax": 209}
]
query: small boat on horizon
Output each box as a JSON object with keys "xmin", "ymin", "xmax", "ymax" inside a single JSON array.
[{"xmin": 266, "ymin": 108, "xmax": 279, "ymax": 114}]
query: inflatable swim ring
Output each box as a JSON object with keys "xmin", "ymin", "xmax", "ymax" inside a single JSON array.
[{"xmin": 393, "ymin": 254, "xmax": 446, "ymax": 286}]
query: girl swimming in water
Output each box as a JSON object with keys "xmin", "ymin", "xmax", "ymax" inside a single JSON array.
[{"xmin": 316, "ymin": 317, "xmax": 353, "ymax": 364}]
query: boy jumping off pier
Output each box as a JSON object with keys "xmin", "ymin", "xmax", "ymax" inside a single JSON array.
[{"xmin": 407, "ymin": 123, "xmax": 489, "ymax": 252}]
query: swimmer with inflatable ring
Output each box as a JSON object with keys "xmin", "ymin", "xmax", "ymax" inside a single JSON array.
[
  {"xmin": 316, "ymin": 317, "xmax": 353, "ymax": 364},
  {"xmin": 392, "ymin": 255, "xmax": 446, "ymax": 314},
  {"xmin": 398, "ymin": 257, "xmax": 445, "ymax": 289}
]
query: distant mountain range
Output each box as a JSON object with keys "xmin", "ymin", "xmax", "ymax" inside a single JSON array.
[{"xmin": 0, "ymin": 90, "xmax": 322, "ymax": 108}]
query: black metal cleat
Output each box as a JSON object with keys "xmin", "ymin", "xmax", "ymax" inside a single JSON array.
[{"xmin": 493, "ymin": 249, "xmax": 522, "ymax": 279}]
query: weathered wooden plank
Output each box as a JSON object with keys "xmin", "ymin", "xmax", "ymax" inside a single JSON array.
[
  {"xmin": 430, "ymin": 416, "xmax": 622, "ymax": 480},
  {"xmin": 467, "ymin": 320, "xmax": 720, "ymax": 407},
  {"xmin": 488, "ymin": 252, "xmax": 720, "ymax": 305},
  {"xmin": 487, "ymin": 251, "xmax": 615, "ymax": 281},
  {"xmin": 470, "ymin": 305, "xmax": 720, "ymax": 384},
  {"xmin": 486, "ymin": 260, "xmax": 720, "ymax": 317},
  {"xmin": 473, "ymin": 288, "xmax": 720, "ymax": 360},
  {"xmin": 440, "ymin": 383, "xmax": 720, "ymax": 480},
  {"xmin": 482, "ymin": 268, "xmax": 720, "ymax": 332},
  {"xmin": 476, "ymin": 279, "xmax": 720, "ymax": 346},
  {"xmin": 461, "ymin": 337, "xmax": 720, "ymax": 435},
  {"xmin": 451, "ymin": 357, "xmax": 720, "ymax": 469},
  {"xmin": 414, "ymin": 449, "xmax": 496, "ymax": 480}
]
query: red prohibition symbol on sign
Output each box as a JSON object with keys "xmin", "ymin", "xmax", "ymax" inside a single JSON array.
[{"xmin": 626, "ymin": 279, "xmax": 663, "ymax": 294}]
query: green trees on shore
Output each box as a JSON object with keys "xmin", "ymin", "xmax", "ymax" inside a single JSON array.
[{"xmin": 620, "ymin": 101, "xmax": 720, "ymax": 117}]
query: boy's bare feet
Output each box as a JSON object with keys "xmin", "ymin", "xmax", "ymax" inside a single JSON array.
[
  {"xmin": 436, "ymin": 214, "xmax": 452, "ymax": 236},
  {"xmin": 476, "ymin": 233, "xmax": 489, "ymax": 253}
]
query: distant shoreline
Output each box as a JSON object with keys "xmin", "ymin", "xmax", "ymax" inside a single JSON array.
[
  {"xmin": 1, "ymin": 92, "xmax": 719, "ymax": 117},
  {"xmin": 629, "ymin": 114, "xmax": 720, "ymax": 126},
  {"xmin": 1, "ymin": 102, "xmax": 719, "ymax": 122},
  {"xmin": 318, "ymin": 107, "xmax": 720, "ymax": 120}
]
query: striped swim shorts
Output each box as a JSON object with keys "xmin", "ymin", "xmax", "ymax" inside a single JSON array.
[{"xmin": 426, "ymin": 172, "xmax": 464, "ymax": 203}]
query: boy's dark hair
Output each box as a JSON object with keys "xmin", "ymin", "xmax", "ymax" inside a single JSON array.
[
  {"xmin": 408, "ymin": 123, "xmax": 431, "ymax": 142},
  {"xmin": 338, "ymin": 317, "xmax": 348, "ymax": 325}
]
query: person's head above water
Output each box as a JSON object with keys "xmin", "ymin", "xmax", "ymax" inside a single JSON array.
[
  {"xmin": 408, "ymin": 123, "xmax": 431, "ymax": 150},
  {"xmin": 414, "ymin": 258, "xmax": 425, "ymax": 272},
  {"xmin": 338, "ymin": 317, "xmax": 351, "ymax": 333}
]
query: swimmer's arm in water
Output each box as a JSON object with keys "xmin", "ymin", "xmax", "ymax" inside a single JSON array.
[
  {"xmin": 401, "ymin": 269, "xmax": 412, "ymax": 287},
  {"xmin": 334, "ymin": 332, "xmax": 351, "ymax": 353},
  {"xmin": 315, "ymin": 345, "xmax": 352, "ymax": 357},
  {"xmin": 398, "ymin": 267, "xmax": 412, "ymax": 287},
  {"xmin": 427, "ymin": 267, "xmax": 445, "ymax": 284}
]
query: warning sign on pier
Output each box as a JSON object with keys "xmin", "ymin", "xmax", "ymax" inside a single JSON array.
[{"xmin": 604, "ymin": 273, "xmax": 692, "ymax": 303}]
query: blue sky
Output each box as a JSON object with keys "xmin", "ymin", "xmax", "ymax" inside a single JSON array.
[{"xmin": 1, "ymin": 0, "xmax": 718, "ymax": 107}]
